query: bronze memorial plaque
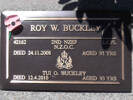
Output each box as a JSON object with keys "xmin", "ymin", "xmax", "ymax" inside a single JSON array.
[{"xmin": 0, "ymin": 11, "xmax": 132, "ymax": 92}]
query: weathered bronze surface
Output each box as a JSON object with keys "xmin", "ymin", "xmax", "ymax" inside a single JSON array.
[{"xmin": 0, "ymin": 11, "xmax": 132, "ymax": 92}]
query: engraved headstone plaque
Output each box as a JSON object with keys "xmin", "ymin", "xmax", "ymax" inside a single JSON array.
[{"xmin": 0, "ymin": 11, "xmax": 132, "ymax": 92}]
